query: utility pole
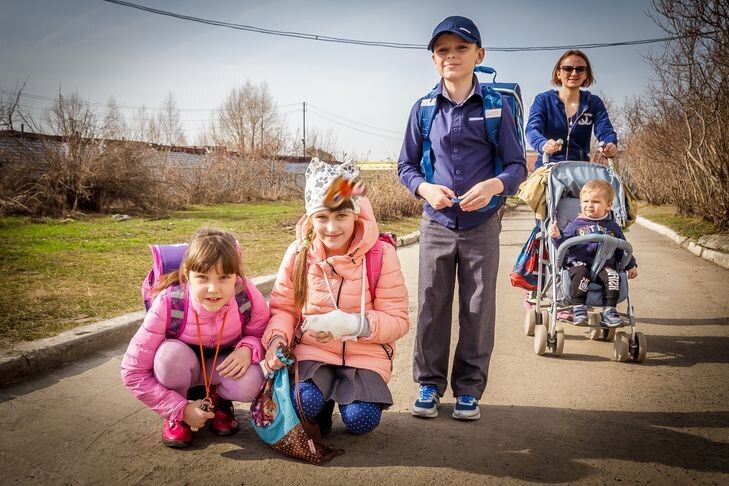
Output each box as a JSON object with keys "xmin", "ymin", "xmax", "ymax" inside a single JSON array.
[{"xmin": 302, "ymin": 101, "xmax": 306, "ymax": 159}]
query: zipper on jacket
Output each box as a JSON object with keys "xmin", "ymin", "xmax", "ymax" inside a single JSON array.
[
  {"xmin": 381, "ymin": 343, "xmax": 394, "ymax": 371},
  {"xmin": 333, "ymin": 271, "xmax": 347, "ymax": 367},
  {"xmin": 563, "ymin": 103, "xmax": 588, "ymax": 160},
  {"xmin": 564, "ymin": 101, "xmax": 589, "ymax": 161}
]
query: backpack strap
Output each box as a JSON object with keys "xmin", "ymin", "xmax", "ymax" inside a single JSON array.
[
  {"xmin": 418, "ymin": 86, "xmax": 439, "ymax": 183},
  {"xmin": 235, "ymin": 285, "xmax": 252, "ymax": 329},
  {"xmin": 365, "ymin": 233, "xmax": 397, "ymax": 300},
  {"xmin": 165, "ymin": 283, "xmax": 188, "ymax": 339},
  {"xmin": 480, "ymin": 85, "xmax": 504, "ymax": 210},
  {"xmin": 365, "ymin": 238, "xmax": 384, "ymax": 300}
]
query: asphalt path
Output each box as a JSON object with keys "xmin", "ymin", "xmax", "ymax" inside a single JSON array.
[{"xmin": 1, "ymin": 206, "xmax": 728, "ymax": 485}]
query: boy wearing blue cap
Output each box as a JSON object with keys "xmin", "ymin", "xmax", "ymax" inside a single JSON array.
[{"xmin": 398, "ymin": 16, "xmax": 527, "ymax": 420}]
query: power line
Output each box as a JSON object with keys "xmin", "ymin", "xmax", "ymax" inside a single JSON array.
[
  {"xmin": 308, "ymin": 111, "xmax": 403, "ymax": 141},
  {"xmin": 103, "ymin": 0, "xmax": 696, "ymax": 51},
  {"xmin": 308, "ymin": 104, "xmax": 403, "ymax": 135},
  {"xmin": 0, "ymin": 88, "xmax": 300, "ymax": 113}
]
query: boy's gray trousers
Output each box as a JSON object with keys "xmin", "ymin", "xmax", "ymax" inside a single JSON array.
[{"xmin": 413, "ymin": 213, "xmax": 501, "ymax": 399}]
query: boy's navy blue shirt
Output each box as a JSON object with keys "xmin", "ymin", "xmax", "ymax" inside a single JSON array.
[
  {"xmin": 398, "ymin": 77, "xmax": 527, "ymax": 230},
  {"xmin": 526, "ymin": 89, "xmax": 618, "ymax": 168}
]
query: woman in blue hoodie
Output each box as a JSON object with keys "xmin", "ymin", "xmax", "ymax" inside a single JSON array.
[{"xmin": 526, "ymin": 50, "xmax": 618, "ymax": 170}]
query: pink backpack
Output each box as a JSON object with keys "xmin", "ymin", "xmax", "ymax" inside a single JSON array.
[
  {"xmin": 141, "ymin": 243, "xmax": 251, "ymax": 338},
  {"xmin": 365, "ymin": 233, "xmax": 397, "ymax": 299}
]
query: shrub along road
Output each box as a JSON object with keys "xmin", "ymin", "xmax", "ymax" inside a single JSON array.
[{"xmin": 0, "ymin": 206, "xmax": 727, "ymax": 484}]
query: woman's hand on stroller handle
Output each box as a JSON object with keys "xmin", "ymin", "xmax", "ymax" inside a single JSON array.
[
  {"xmin": 598, "ymin": 140, "xmax": 617, "ymax": 163},
  {"xmin": 543, "ymin": 139, "xmax": 563, "ymax": 155}
]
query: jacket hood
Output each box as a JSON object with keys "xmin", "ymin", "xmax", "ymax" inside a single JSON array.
[{"xmin": 295, "ymin": 196, "xmax": 379, "ymax": 265}]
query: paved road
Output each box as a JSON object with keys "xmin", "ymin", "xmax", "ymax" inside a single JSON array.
[{"xmin": 1, "ymin": 206, "xmax": 728, "ymax": 485}]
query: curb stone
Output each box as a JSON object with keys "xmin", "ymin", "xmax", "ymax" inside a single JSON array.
[
  {"xmin": 635, "ymin": 216, "xmax": 729, "ymax": 269},
  {"xmin": 0, "ymin": 232, "xmax": 421, "ymax": 387}
]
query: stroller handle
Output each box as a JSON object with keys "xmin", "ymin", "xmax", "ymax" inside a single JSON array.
[
  {"xmin": 542, "ymin": 139, "xmax": 564, "ymax": 165},
  {"xmin": 554, "ymin": 234, "xmax": 634, "ymax": 274}
]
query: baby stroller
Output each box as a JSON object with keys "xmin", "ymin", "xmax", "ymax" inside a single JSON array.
[{"xmin": 522, "ymin": 159, "xmax": 646, "ymax": 362}]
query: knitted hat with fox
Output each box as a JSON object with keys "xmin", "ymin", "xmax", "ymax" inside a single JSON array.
[{"xmin": 304, "ymin": 157, "xmax": 361, "ymax": 216}]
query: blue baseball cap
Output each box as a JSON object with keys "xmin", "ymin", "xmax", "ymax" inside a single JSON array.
[{"xmin": 428, "ymin": 16, "xmax": 481, "ymax": 51}]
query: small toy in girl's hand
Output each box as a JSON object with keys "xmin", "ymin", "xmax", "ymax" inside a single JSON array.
[{"xmin": 323, "ymin": 176, "xmax": 367, "ymax": 209}]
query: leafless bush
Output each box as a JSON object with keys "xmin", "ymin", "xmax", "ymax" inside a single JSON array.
[
  {"xmin": 0, "ymin": 137, "xmax": 178, "ymax": 216},
  {"xmin": 621, "ymin": 0, "xmax": 729, "ymax": 229},
  {"xmin": 363, "ymin": 170, "xmax": 422, "ymax": 221},
  {"xmin": 173, "ymin": 154, "xmax": 302, "ymax": 204}
]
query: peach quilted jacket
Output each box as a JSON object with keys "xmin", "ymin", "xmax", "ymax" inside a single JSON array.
[{"xmin": 263, "ymin": 198, "xmax": 410, "ymax": 382}]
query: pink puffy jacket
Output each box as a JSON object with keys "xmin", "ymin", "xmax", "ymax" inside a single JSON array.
[
  {"xmin": 263, "ymin": 198, "xmax": 410, "ymax": 383},
  {"xmin": 121, "ymin": 278, "xmax": 269, "ymax": 421}
]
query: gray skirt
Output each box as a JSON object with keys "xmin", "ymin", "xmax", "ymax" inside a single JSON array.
[{"xmin": 298, "ymin": 360, "xmax": 393, "ymax": 408}]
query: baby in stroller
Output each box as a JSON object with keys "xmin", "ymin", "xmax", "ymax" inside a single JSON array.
[{"xmin": 549, "ymin": 179, "xmax": 638, "ymax": 328}]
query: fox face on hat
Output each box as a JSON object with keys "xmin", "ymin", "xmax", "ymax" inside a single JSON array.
[{"xmin": 304, "ymin": 158, "xmax": 361, "ymax": 216}]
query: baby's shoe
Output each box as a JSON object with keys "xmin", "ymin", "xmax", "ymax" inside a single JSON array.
[
  {"xmin": 209, "ymin": 392, "xmax": 239, "ymax": 436},
  {"xmin": 162, "ymin": 419, "xmax": 192, "ymax": 448},
  {"xmin": 601, "ymin": 307, "xmax": 623, "ymax": 328},
  {"xmin": 573, "ymin": 305, "xmax": 588, "ymax": 325}
]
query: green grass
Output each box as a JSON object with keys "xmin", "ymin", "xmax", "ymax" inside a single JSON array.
[
  {"xmin": 0, "ymin": 203, "xmax": 420, "ymax": 343},
  {"xmin": 638, "ymin": 204, "xmax": 724, "ymax": 241}
]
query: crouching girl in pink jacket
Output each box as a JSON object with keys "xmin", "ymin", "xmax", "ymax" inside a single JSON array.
[
  {"xmin": 263, "ymin": 159, "xmax": 410, "ymax": 436},
  {"xmin": 121, "ymin": 228, "xmax": 270, "ymax": 448}
]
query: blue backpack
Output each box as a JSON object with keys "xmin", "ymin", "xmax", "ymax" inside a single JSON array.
[
  {"xmin": 418, "ymin": 65, "xmax": 526, "ymax": 210},
  {"xmin": 141, "ymin": 243, "xmax": 252, "ymax": 338}
]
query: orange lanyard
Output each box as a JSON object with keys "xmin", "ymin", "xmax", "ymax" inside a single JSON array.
[{"xmin": 195, "ymin": 310, "xmax": 228, "ymax": 405}]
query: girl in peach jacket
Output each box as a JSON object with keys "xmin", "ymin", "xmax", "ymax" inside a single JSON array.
[{"xmin": 263, "ymin": 159, "xmax": 409, "ymax": 436}]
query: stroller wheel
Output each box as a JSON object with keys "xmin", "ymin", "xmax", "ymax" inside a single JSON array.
[
  {"xmin": 540, "ymin": 310, "xmax": 550, "ymax": 327},
  {"xmin": 534, "ymin": 325, "xmax": 548, "ymax": 356},
  {"xmin": 589, "ymin": 327, "xmax": 615, "ymax": 341},
  {"xmin": 523, "ymin": 309, "xmax": 537, "ymax": 336},
  {"xmin": 630, "ymin": 332, "xmax": 647, "ymax": 363},
  {"xmin": 588, "ymin": 327, "xmax": 600, "ymax": 341},
  {"xmin": 551, "ymin": 326, "xmax": 565, "ymax": 357},
  {"xmin": 613, "ymin": 332, "xmax": 630, "ymax": 362}
]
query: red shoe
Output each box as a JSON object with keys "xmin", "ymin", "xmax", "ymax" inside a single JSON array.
[
  {"xmin": 162, "ymin": 419, "xmax": 192, "ymax": 448},
  {"xmin": 209, "ymin": 392, "xmax": 239, "ymax": 436}
]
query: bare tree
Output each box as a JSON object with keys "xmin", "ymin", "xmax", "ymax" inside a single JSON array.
[
  {"xmin": 101, "ymin": 96, "xmax": 127, "ymax": 140},
  {"xmin": 217, "ymin": 80, "xmax": 285, "ymax": 157},
  {"xmin": 44, "ymin": 92, "xmax": 102, "ymax": 211},
  {"xmin": 0, "ymin": 79, "xmax": 30, "ymax": 131},
  {"xmin": 302, "ymin": 126, "xmax": 339, "ymax": 161},
  {"xmin": 156, "ymin": 92, "xmax": 186, "ymax": 146}
]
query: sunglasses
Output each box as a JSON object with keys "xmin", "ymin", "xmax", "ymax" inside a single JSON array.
[{"xmin": 560, "ymin": 65, "xmax": 588, "ymax": 75}]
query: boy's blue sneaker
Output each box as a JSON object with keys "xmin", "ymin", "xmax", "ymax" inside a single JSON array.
[
  {"xmin": 452, "ymin": 395, "xmax": 481, "ymax": 421},
  {"xmin": 601, "ymin": 307, "xmax": 623, "ymax": 328},
  {"xmin": 412, "ymin": 384, "xmax": 440, "ymax": 418},
  {"xmin": 573, "ymin": 304, "xmax": 588, "ymax": 325}
]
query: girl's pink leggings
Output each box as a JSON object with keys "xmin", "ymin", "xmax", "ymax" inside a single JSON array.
[{"xmin": 152, "ymin": 339, "xmax": 263, "ymax": 401}]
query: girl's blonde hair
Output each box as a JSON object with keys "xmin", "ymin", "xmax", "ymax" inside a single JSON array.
[
  {"xmin": 155, "ymin": 227, "xmax": 245, "ymax": 295},
  {"xmin": 293, "ymin": 221, "xmax": 315, "ymax": 311},
  {"xmin": 551, "ymin": 49, "xmax": 595, "ymax": 87}
]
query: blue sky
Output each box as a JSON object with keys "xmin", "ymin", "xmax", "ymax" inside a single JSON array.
[{"xmin": 0, "ymin": 0, "xmax": 666, "ymax": 160}]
